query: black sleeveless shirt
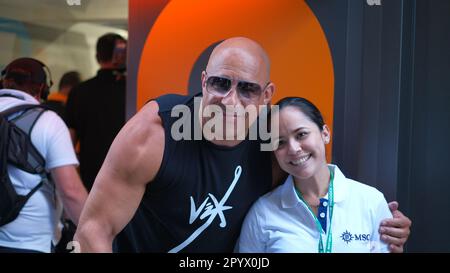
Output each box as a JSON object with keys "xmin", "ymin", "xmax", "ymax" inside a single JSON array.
[{"xmin": 114, "ymin": 93, "xmax": 272, "ymax": 252}]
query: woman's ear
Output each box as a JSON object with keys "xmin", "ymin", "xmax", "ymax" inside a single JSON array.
[{"xmin": 322, "ymin": 124, "xmax": 331, "ymax": 144}]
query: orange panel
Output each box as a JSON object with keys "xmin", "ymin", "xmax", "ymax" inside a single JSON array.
[{"xmin": 136, "ymin": 0, "xmax": 334, "ymax": 158}]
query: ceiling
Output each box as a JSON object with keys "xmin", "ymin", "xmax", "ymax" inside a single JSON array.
[{"xmin": 0, "ymin": 0, "xmax": 128, "ymax": 30}]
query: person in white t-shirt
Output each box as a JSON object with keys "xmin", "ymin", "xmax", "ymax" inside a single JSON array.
[
  {"xmin": 0, "ymin": 58, "xmax": 87, "ymax": 253},
  {"xmin": 238, "ymin": 97, "xmax": 398, "ymax": 253}
]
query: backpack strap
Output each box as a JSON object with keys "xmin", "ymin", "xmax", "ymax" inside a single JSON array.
[
  {"xmin": 1, "ymin": 105, "xmax": 49, "ymax": 177},
  {"xmin": 10, "ymin": 106, "xmax": 48, "ymax": 134},
  {"xmin": 0, "ymin": 104, "xmax": 40, "ymax": 118}
]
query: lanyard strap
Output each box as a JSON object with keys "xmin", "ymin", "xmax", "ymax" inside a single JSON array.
[{"xmin": 295, "ymin": 168, "xmax": 335, "ymax": 253}]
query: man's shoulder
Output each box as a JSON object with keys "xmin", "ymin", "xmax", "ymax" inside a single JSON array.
[
  {"xmin": 36, "ymin": 109, "xmax": 67, "ymax": 132},
  {"xmin": 70, "ymin": 75, "xmax": 102, "ymax": 95},
  {"xmin": 129, "ymin": 101, "xmax": 164, "ymax": 134},
  {"xmin": 24, "ymin": 109, "xmax": 70, "ymax": 157},
  {"xmin": 153, "ymin": 92, "xmax": 200, "ymax": 113},
  {"xmin": 107, "ymin": 101, "xmax": 165, "ymax": 183}
]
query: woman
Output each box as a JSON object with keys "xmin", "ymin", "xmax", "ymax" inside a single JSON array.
[{"xmin": 238, "ymin": 97, "xmax": 392, "ymax": 253}]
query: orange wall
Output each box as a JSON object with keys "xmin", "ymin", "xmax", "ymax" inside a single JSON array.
[{"xmin": 130, "ymin": 0, "xmax": 334, "ymax": 158}]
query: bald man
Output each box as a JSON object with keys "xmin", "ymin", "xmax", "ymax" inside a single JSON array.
[{"xmin": 74, "ymin": 37, "xmax": 411, "ymax": 253}]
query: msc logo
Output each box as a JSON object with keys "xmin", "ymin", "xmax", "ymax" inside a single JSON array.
[
  {"xmin": 340, "ymin": 230, "xmax": 371, "ymax": 244},
  {"xmin": 66, "ymin": 0, "xmax": 81, "ymax": 6},
  {"xmin": 340, "ymin": 230, "xmax": 353, "ymax": 244},
  {"xmin": 354, "ymin": 234, "xmax": 371, "ymax": 241}
]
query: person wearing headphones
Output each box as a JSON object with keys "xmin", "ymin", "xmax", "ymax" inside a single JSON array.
[{"xmin": 0, "ymin": 57, "xmax": 87, "ymax": 253}]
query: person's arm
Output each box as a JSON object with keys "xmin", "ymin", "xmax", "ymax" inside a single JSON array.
[
  {"xmin": 379, "ymin": 201, "xmax": 412, "ymax": 253},
  {"xmin": 51, "ymin": 165, "xmax": 88, "ymax": 225},
  {"xmin": 73, "ymin": 101, "xmax": 164, "ymax": 252}
]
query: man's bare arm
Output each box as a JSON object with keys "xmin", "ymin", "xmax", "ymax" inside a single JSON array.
[
  {"xmin": 51, "ymin": 165, "xmax": 88, "ymax": 225},
  {"xmin": 73, "ymin": 101, "xmax": 164, "ymax": 252}
]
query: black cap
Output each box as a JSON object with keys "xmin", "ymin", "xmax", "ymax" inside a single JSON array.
[{"xmin": 2, "ymin": 57, "xmax": 47, "ymax": 85}]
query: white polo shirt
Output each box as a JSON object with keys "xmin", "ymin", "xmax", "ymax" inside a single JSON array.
[
  {"xmin": 0, "ymin": 89, "xmax": 78, "ymax": 253},
  {"xmin": 238, "ymin": 164, "xmax": 392, "ymax": 253}
]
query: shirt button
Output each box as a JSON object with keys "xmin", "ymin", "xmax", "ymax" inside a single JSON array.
[
  {"xmin": 322, "ymin": 201, "xmax": 328, "ymax": 207},
  {"xmin": 320, "ymin": 212, "xmax": 326, "ymax": 218}
]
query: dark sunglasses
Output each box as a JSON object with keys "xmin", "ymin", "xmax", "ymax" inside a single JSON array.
[{"xmin": 205, "ymin": 73, "xmax": 269, "ymax": 100}]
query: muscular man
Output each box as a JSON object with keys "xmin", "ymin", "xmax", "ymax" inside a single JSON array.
[{"xmin": 75, "ymin": 37, "xmax": 411, "ymax": 253}]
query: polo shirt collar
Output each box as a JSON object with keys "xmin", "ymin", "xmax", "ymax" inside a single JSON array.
[{"xmin": 281, "ymin": 164, "xmax": 348, "ymax": 209}]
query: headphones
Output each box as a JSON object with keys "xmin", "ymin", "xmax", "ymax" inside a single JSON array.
[{"xmin": 1, "ymin": 57, "xmax": 53, "ymax": 101}]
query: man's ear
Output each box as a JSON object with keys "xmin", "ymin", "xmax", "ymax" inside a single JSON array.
[
  {"xmin": 201, "ymin": 71, "xmax": 208, "ymax": 92},
  {"xmin": 263, "ymin": 82, "xmax": 275, "ymax": 105},
  {"xmin": 36, "ymin": 83, "xmax": 46, "ymax": 101}
]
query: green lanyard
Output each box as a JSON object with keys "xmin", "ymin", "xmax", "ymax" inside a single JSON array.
[{"xmin": 295, "ymin": 169, "xmax": 334, "ymax": 253}]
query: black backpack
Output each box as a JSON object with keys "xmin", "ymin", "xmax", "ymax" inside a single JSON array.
[{"xmin": 0, "ymin": 103, "xmax": 51, "ymax": 227}]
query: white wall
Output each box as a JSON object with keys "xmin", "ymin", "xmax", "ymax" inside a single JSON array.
[{"xmin": 0, "ymin": 0, "xmax": 128, "ymax": 92}]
